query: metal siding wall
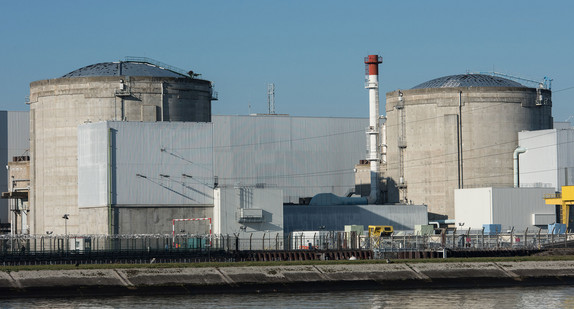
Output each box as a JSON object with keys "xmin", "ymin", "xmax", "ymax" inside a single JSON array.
[
  {"xmin": 111, "ymin": 122, "xmax": 214, "ymax": 205},
  {"xmin": 78, "ymin": 122, "xmax": 109, "ymax": 207},
  {"xmin": 491, "ymin": 188, "xmax": 555, "ymax": 232},
  {"xmin": 0, "ymin": 112, "xmax": 7, "ymax": 223},
  {"xmin": 215, "ymin": 187, "xmax": 283, "ymax": 237},
  {"xmin": 283, "ymin": 205, "xmax": 427, "ymax": 234},
  {"xmin": 212, "ymin": 115, "xmax": 367, "ymax": 203},
  {"xmin": 557, "ymin": 129, "xmax": 574, "ymax": 188},
  {"xmin": 519, "ymin": 130, "xmax": 558, "ymax": 189},
  {"xmin": 454, "ymin": 188, "xmax": 493, "ymax": 230},
  {"xmin": 7, "ymin": 112, "xmax": 30, "ymax": 157},
  {"xmin": 0, "ymin": 111, "xmax": 30, "ymax": 222}
]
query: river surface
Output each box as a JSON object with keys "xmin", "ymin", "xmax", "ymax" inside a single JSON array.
[{"xmin": 4, "ymin": 286, "xmax": 574, "ymax": 308}]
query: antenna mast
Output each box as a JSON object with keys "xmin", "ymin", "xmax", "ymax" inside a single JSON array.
[{"xmin": 267, "ymin": 83, "xmax": 275, "ymax": 114}]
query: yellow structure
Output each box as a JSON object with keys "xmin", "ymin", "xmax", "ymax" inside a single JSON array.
[
  {"xmin": 544, "ymin": 186, "xmax": 574, "ymax": 228},
  {"xmin": 368, "ymin": 225, "xmax": 394, "ymax": 237}
]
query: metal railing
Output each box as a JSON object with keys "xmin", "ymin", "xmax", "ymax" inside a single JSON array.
[{"xmin": 0, "ymin": 230, "xmax": 571, "ymax": 264}]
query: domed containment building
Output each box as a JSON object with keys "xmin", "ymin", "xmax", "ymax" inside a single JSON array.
[
  {"xmin": 28, "ymin": 59, "xmax": 216, "ymax": 235},
  {"xmin": 385, "ymin": 74, "xmax": 553, "ymax": 219}
]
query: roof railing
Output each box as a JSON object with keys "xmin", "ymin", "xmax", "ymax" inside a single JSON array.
[
  {"xmin": 124, "ymin": 56, "xmax": 191, "ymax": 78},
  {"xmin": 473, "ymin": 71, "xmax": 552, "ymax": 90}
]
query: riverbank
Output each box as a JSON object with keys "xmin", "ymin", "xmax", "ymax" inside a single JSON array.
[{"xmin": 3, "ymin": 259, "xmax": 574, "ymax": 298}]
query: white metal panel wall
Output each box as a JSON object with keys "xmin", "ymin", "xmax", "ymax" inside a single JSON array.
[
  {"xmin": 214, "ymin": 187, "xmax": 283, "ymax": 238},
  {"xmin": 556, "ymin": 129, "xmax": 574, "ymax": 188},
  {"xmin": 78, "ymin": 122, "xmax": 109, "ymax": 207},
  {"xmin": 212, "ymin": 115, "xmax": 367, "ymax": 203},
  {"xmin": 519, "ymin": 129, "xmax": 558, "ymax": 189},
  {"xmin": 454, "ymin": 188, "xmax": 493, "ymax": 230},
  {"xmin": 491, "ymin": 187, "xmax": 555, "ymax": 232}
]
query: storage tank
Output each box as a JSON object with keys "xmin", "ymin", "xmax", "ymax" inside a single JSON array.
[
  {"xmin": 28, "ymin": 59, "xmax": 216, "ymax": 235},
  {"xmin": 385, "ymin": 74, "xmax": 552, "ymax": 219}
]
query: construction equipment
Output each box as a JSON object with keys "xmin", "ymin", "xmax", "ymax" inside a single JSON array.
[
  {"xmin": 368, "ymin": 225, "xmax": 394, "ymax": 237},
  {"xmin": 544, "ymin": 186, "xmax": 574, "ymax": 230}
]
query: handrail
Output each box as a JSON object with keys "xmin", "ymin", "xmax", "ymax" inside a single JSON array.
[{"xmin": 124, "ymin": 56, "xmax": 191, "ymax": 77}]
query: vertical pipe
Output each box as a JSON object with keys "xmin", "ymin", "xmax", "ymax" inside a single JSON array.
[
  {"xmin": 108, "ymin": 128, "xmax": 112, "ymax": 235},
  {"xmin": 456, "ymin": 116, "xmax": 461, "ymax": 189},
  {"xmin": 161, "ymin": 82, "xmax": 165, "ymax": 121},
  {"xmin": 459, "ymin": 91, "xmax": 464, "ymax": 189}
]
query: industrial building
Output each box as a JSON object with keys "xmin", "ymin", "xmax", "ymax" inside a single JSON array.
[
  {"xmin": 20, "ymin": 57, "xmax": 384, "ymax": 236},
  {"xmin": 2, "ymin": 55, "xmax": 565, "ymax": 238},
  {"xmin": 0, "ymin": 111, "xmax": 29, "ymax": 233},
  {"xmin": 384, "ymin": 74, "xmax": 553, "ymax": 219},
  {"xmin": 454, "ymin": 187, "xmax": 555, "ymax": 232},
  {"xmin": 28, "ymin": 58, "xmax": 216, "ymax": 235},
  {"xmin": 76, "ymin": 116, "xmax": 366, "ymax": 235}
]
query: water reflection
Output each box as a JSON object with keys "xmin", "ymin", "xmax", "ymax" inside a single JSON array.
[{"xmin": 4, "ymin": 286, "xmax": 574, "ymax": 308}]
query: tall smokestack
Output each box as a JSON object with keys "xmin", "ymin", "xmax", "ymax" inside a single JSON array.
[{"xmin": 365, "ymin": 55, "xmax": 382, "ymax": 204}]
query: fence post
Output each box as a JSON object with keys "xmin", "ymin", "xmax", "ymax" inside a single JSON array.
[
  {"xmin": 537, "ymin": 228, "xmax": 541, "ymax": 249},
  {"xmin": 524, "ymin": 228, "xmax": 528, "ymax": 249},
  {"xmin": 452, "ymin": 228, "xmax": 457, "ymax": 248},
  {"xmin": 276, "ymin": 233, "xmax": 279, "ymax": 251},
  {"xmin": 551, "ymin": 226, "xmax": 556, "ymax": 244}
]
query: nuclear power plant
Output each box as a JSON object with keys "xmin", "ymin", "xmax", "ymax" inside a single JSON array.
[
  {"xmin": 384, "ymin": 74, "xmax": 553, "ymax": 219},
  {"xmin": 1, "ymin": 54, "xmax": 572, "ymax": 237}
]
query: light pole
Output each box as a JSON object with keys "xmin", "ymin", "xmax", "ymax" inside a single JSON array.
[{"xmin": 62, "ymin": 214, "xmax": 69, "ymax": 236}]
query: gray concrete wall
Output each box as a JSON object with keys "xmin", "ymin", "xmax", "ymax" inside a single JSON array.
[
  {"xmin": 385, "ymin": 87, "xmax": 553, "ymax": 219},
  {"xmin": 116, "ymin": 206, "xmax": 213, "ymax": 235},
  {"xmin": 2, "ymin": 261, "xmax": 574, "ymax": 298}
]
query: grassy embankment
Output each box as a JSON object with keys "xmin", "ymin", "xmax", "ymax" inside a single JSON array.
[{"xmin": 2, "ymin": 254, "xmax": 574, "ymax": 272}]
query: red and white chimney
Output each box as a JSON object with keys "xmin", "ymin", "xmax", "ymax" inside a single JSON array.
[{"xmin": 364, "ymin": 55, "xmax": 382, "ymax": 204}]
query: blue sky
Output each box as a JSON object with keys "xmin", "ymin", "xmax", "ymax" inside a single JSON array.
[{"xmin": 1, "ymin": 1, "xmax": 573, "ymax": 119}]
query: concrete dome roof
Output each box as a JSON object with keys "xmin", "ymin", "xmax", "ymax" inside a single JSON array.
[
  {"xmin": 411, "ymin": 74, "xmax": 525, "ymax": 89},
  {"xmin": 62, "ymin": 61, "xmax": 188, "ymax": 78}
]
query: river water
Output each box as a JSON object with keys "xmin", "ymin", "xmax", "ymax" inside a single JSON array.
[{"xmin": 3, "ymin": 286, "xmax": 574, "ymax": 308}]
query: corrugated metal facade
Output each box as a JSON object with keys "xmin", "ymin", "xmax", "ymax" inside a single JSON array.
[
  {"xmin": 212, "ymin": 115, "xmax": 367, "ymax": 203},
  {"xmin": 519, "ymin": 128, "xmax": 574, "ymax": 190},
  {"xmin": 0, "ymin": 111, "xmax": 29, "ymax": 223},
  {"xmin": 78, "ymin": 121, "xmax": 214, "ymax": 207},
  {"xmin": 455, "ymin": 187, "xmax": 555, "ymax": 231},
  {"xmin": 283, "ymin": 204, "xmax": 428, "ymax": 234},
  {"xmin": 79, "ymin": 116, "xmax": 367, "ymax": 207},
  {"xmin": 519, "ymin": 129, "xmax": 558, "ymax": 189},
  {"xmin": 214, "ymin": 187, "xmax": 283, "ymax": 237}
]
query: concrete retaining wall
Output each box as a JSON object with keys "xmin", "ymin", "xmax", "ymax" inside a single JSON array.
[{"xmin": 2, "ymin": 261, "xmax": 574, "ymax": 298}]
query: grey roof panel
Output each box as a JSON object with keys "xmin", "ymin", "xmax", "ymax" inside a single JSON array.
[
  {"xmin": 411, "ymin": 74, "xmax": 525, "ymax": 89},
  {"xmin": 62, "ymin": 62, "xmax": 187, "ymax": 78}
]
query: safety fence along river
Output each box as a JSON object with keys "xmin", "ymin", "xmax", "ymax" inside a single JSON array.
[{"xmin": 0, "ymin": 230, "xmax": 570, "ymax": 265}]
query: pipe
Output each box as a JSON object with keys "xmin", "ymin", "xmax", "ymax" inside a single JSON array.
[
  {"xmin": 513, "ymin": 146, "xmax": 527, "ymax": 187},
  {"xmin": 458, "ymin": 91, "xmax": 463, "ymax": 189},
  {"xmin": 364, "ymin": 55, "xmax": 382, "ymax": 204}
]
